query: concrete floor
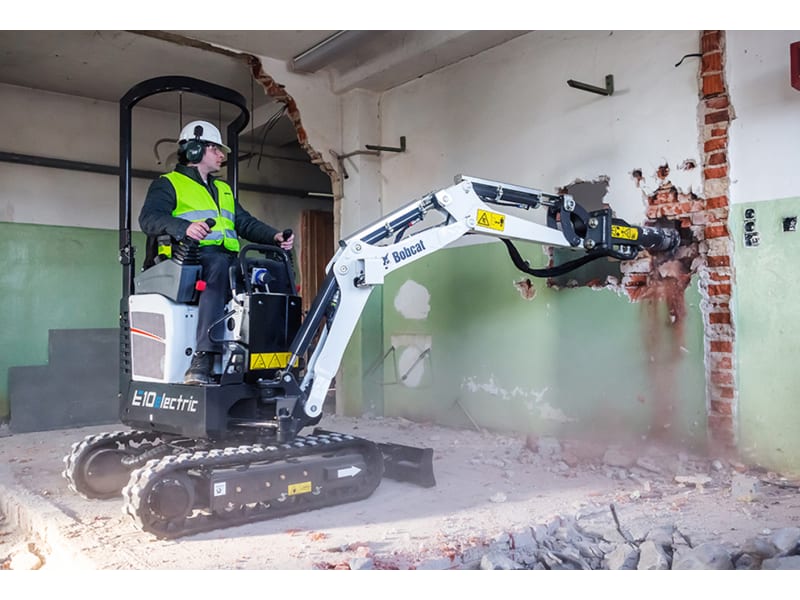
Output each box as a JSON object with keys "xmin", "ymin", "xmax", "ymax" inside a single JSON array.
[{"xmin": 1, "ymin": 414, "xmax": 799, "ymax": 570}]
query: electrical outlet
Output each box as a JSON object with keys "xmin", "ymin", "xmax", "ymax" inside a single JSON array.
[{"xmin": 744, "ymin": 207, "xmax": 759, "ymax": 247}]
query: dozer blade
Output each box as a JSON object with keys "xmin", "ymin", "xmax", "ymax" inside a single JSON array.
[{"xmin": 378, "ymin": 442, "xmax": 436, "ymax": 488}]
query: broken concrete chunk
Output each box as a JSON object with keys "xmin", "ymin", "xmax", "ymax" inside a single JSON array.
[
  {"xmin": 637, "ymin": 540, "xmax": 671, "ymax": 570},
  {"xmin": 489, "ymin": 492, "xmax": 508, "ymax": 503},
  {"xmin": 731, "ymin": 473, "xmax": 761, "ymax": 501},
  {"xmin": 674, "ymin": 474, "xmax": 712, "ymax": 487},
  {"xmin": 768, "ymin": 527, "xmax": 800, "ymax": 556},
  {"xmin": 672, "ymin": 542, "xmax": 733, "ymax": 570},
  {"xmin": 761, "ymin": 555, "xmax": 800, "ymax": 570}
]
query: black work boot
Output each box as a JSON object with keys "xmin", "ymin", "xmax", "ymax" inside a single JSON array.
[{"xmin": 183, "ymin": 351, "xmax": 215, "ymax": 385}]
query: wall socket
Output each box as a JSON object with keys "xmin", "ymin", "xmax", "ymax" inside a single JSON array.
[{"xmin": 744, "ymin": 207, "xmax": 759, "ymax": 247}]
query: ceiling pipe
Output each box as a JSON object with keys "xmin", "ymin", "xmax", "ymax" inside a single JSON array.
[
  {"xmin": 0, "ymin": 151, "xmax": 320, "ymax": 198},
  {"xmin": 290, "ymin": 31, "xmax": 377, "ymax": 73}
]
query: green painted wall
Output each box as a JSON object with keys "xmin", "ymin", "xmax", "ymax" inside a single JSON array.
[
  {"xmin": 0, "ymin": 223, "xmax": 144, "ymax": 420},
  {"xmin": 732, "ymin": 198, "xmax": 800, "ymax": 475},
  {"xmin": 342, "ymin": 241, "xmax": 707, "ymax": 448}
]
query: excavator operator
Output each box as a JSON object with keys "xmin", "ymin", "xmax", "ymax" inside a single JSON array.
[{"xmin": 138, "ymin": 120, "xmax": 294, "ymax": 385}]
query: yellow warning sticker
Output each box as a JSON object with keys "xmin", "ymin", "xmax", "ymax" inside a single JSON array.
[
  {"xmin": 250, "ymin": 352, "xmax": 297, "ymax": 370},
  {"xmin": 288, "ymin": 481, "xmax": 312, "ymax": 496},
  {"xmin": 476, "ymin": 209, "xmax": 506, "ymax": 231},
  {"xmin": 611, "ymin": 225, "xmax": 639, "ymax": 241}
]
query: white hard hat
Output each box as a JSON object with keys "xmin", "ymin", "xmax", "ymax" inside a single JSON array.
[{"xmin": 178, "ymin": 120, "xmax": 231, "ymax": 153}]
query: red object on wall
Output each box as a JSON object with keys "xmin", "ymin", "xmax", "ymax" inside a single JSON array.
[{"xmin": 792, "ymin": 41, "xmax": 800, "ymax": 90}]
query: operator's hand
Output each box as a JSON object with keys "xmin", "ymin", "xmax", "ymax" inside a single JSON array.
[
  {"xmin": 275, "ymin": 231, "xmax": 294, "ymax": 251},
  {"xmin": 185, "ymin": 221, "xmax": 211, "ymax": 241}
]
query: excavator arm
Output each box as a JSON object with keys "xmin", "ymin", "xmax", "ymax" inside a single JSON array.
[{"xmin": 281, "ymin": 175, "xmax": 680, "ymax": 434}]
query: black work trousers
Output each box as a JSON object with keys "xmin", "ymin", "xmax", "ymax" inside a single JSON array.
[{"xmin": 195, "ymin": 248, "xmax": 237, "ymax": 354}]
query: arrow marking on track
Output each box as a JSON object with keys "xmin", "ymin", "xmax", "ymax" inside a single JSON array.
[{"xmin": 338, "ymin": 465, "xmax": 362, "ymax": 478}]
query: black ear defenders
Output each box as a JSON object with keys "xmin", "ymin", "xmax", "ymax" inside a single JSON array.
[{"xmin": 181, "ymin": 124, "xmax": 206, "ymax": 163}]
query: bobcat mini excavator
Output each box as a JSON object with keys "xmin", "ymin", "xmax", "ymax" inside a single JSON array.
[{"xmin": 62, "ymin": 76, "xmax": 681, "ymax": 538}]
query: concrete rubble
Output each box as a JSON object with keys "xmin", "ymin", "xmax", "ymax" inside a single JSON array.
[{"xmin": 2, "ymin": 415, "xmax": 799, "ymax": 569}]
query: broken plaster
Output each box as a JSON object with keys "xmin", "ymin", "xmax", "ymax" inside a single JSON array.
[
  {"xmin": 394, "ymin": 279, "xmax": 431, "ymax": 320},
  {"xmin": 462, "ymin": 376, "xmax": 575, "ymax": 423},
  {"xmin": 513, "ymin": 278, "xmax": 537, "ymax": 300},
  {"xmin": 633, "ymin": 161, "xmax": 703, "ymax": 199}
]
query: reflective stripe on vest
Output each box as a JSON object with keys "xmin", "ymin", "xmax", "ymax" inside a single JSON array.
[{"xmin": 163, "ymin": 172, "xmax": 240, "ymax": 253}]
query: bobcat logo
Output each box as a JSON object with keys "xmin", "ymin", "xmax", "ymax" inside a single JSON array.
[{"xmin": 382, "ymin": 253, "xmax": 391, "ymax": 266}]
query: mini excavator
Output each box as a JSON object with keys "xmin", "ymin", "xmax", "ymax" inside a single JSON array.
[{"xmin": 63, "ymin": 76, "xmax": 680, "ymax": 538}]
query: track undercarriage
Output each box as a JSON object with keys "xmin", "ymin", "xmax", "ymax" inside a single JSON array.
[{"xmin": 63, "ymin": 427, "xmax": 433, "ymax": 539}]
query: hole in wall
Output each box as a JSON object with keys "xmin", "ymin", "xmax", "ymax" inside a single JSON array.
[{"xmin": 547, "ymin": 178, "xmax": 622, "ymax": 289}]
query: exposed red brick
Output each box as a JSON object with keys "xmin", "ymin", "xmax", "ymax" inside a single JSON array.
[
  {"xmin": 702, "ymin": 52, "xmax": 723, "ymax": 73},
  {"xmin": 705, "ymin": 224, "xmax": 729, "ymax": 239},
  {"xmin": 656, "ymin": 204, "xmax": 679, "ymax": 217},
  {"xmin": 704, "ymin": 166, "xmax": 728, "ymax": 179},
  {"xmin": 625, "ymin": 274, "xmax": 649, "ymax": 286},
  {"xmin": 653, "ymin": 187, "xmax": 678, "ymax": 204},
  {"xmin": 711, "ymin": 370, "xmax": 734, "ymax": 386},
  {"xmin": 705, "ymin": 109, "xmax": 730, "ymax": 125},
  {"xmin": 713, "ymin": 355, "xmax": 733, "ymax": 370},
  {"xmin": 710, "ymin": 399, "xmax": 733, "ymax": 415},
  {"xmin": 708, "ymin": 152, "xmax": 727, "ymax": 165},
  {"xmin": 707, "ymin": 255, "xmax": 731, "ymax": 267},
  {"xmin": 706, "ymin": 196, "xmax": 729, "ymax": 209},
  {"xmin": 710, "ymin": 126, "xmax": 728, "ymax": 137},
  {"xmin": 708, "ymin": 417, "xmax": 734, "ymax": 448},
  {"xmin": 704, "ymin": 138, "xmax": 728, "ymax": 153},
  {"xmin": 710, "ymin": 340, "xmax": 733, "ymax": 353},
  {"xmin": 706, "ymin": 95, "xmax": 729, "ymax": 110},
  {"xmin": 709, "ymin": 312, "xmax": 731, "ymax": 325},
  {"xmin": 703, "ymin": 74, "xmax": 725, "ymax": 97},
  {"xmin": 707, "ymin": 283, "xmax": 732, "ymax": 297},
  {"xmin": 717, "ymin": 386, "xmax": 735, "ymax": 400},
  {"xmin": 709, "ymin": 272, "xmax": 730, "ymax": 282},
  {"xmin": 680, "ymin": 217, "xmax": 693, "ymax": 229},
  {"xmin": 701, "ymin": 31, "xmax": 722, "ymax": 54}
]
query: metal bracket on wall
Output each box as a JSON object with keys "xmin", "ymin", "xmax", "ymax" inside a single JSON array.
[
  {"xmin": 567, "ymin": 74, "xmax": 614, "ymax": 96},
  {"xmin": 365, "ymin": 345, "xmax": 398, "ymax": 385},
  {"xmin": 399, "ymin": 347, "xmax": 430, "ymax": 384},
  {"xmin": 330, "ymin": 136, "xmax": 407, "ymax": 179}
]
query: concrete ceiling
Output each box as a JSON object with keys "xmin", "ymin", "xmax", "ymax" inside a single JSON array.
[{"xmin": 0, "ymin": 30, "xmax": 529, "ymax": 149}]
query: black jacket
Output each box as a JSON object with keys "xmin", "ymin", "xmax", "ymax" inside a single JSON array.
[{"xmin": 139, "ymin": 164, "xmax": 280, "ymax": 246}]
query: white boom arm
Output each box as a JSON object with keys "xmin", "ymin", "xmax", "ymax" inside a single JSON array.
[{"xmin": 289, "ymin": 175, "xmax": 679, "ymax": 421}]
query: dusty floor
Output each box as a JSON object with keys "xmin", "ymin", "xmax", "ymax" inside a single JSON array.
[{"xmin": 1, "ymin": 413, "xmax": 799, "ymax": 570}]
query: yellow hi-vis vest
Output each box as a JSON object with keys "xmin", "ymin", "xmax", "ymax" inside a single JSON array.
[{"xmin": 163, "ymin": 171, "xmax": 240, "ymax": 253}]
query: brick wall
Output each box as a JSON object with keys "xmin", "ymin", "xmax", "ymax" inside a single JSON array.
[
  {"xmin": 697, "ymin": 30, "xmax": 736, "ymax": 450},
  {"xmin": 620, "ymin": 31, "xmax": 736, "ymax": 451}
]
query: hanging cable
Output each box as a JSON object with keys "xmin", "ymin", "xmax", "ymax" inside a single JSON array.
[
  {"xmin": 247, "ymin": 76, "xmax": 255, "ymax": 168},
  {"xmin": 257, "ymin": 104, "xmax": 287, "ymax": 171}
]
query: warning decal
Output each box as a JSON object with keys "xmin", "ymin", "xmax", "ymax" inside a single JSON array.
[
  {"xmin": 250, "ymin": 352, "xmax": 297, "ymax": 370},
  {"xmin": 288, "ymin": 481, "xmax": 312, "ymax": 496},
  {"xmin": 611, "ymin": 225, "xmax": 639, "ymax": 241},
  {"xmin": 476, "ymin": 209, "xmax": 506, "ymax": 231}
]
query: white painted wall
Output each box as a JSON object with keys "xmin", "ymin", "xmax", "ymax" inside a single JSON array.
[
  {"xmin": 379, "ymin": 31, "xmax": 703, "ymax": 228},
  {"xmin": 727, "ymin": 31, "xmax": 800, "ymax": 205}
]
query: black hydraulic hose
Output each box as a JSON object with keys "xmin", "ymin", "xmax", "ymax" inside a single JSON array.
[{"xmin": 501, "ymin": 238, "xmax": 619, "ymax": 278}]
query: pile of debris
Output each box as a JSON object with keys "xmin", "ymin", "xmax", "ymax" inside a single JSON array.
[{"xmin": 468, "ymin": 512, "xmax": 800, "ymax": 570}]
